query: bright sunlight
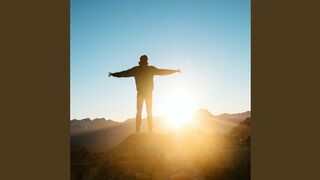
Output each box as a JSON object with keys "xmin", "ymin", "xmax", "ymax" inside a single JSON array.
[{"xmin": 157, "ymin": 88, "xmax": 198, "ymax": 129}]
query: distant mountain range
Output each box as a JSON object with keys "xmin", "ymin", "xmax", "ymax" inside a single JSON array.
[
  {"xmin": 215, "ymin": 111, "xmax": 251, "ymax": 124},
  {"xmin": 70, "ymin": 118, "xmax": 120, "ymax": 135},
  {"xmin": 70, "ymin": 109, "xmax": 250, "ymax": 152}
]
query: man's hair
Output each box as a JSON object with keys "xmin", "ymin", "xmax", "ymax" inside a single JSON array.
[
  {"xmin": 139, "ymin": 55, "xmax": 148, "ymax": 66},
  {"xmin": 140, "ymin": 55, "xmax": 148, "ymax": 61}
]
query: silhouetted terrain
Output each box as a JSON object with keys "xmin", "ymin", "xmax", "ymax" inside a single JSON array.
[
  {"xmin": 71, "ymin": 116, "xmax": 167, "ymax": 152},
  {"xmin": 71, "ymin": 118, "xmax": 251, "ymax": 180},
  {"xmin": 70, "ymin": 110, "xmax": 251, "ymax": 180},
  {"xmin": 70, "ymin": 109, "xmax": 250, "ymax": 152}
]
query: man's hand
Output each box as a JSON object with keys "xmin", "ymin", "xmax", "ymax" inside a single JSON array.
[{"xmin": 108, "ymin": 72, "xmax": 113, "ymax": 77}]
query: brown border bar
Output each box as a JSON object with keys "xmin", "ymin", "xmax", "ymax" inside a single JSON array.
[
  {"xmin": 1, "ymin": 0, "xmax": 69, "ymax": 179},
  {"xmin": 252, "ymin": 0, "xmax": 320, "ymax": 179}
]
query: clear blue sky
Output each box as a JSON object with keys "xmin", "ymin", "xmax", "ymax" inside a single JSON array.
[{"xmin": 71, "ymin": 0, "xmax": 250, "ymax": 121}]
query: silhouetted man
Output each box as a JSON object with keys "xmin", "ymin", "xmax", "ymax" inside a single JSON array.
[{"xmin": 108, "ymin": 55, "xmax": 180, "ymax": 133}]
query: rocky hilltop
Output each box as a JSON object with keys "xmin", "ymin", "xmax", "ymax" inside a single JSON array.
[{"xmin": 71, "ymin": 119, "xmax": 251, "ymax": 180}]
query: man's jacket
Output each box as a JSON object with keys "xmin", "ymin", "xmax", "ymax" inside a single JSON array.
[{"xmin": 112, "ymin": 66, "xmax": 176, "ymax": 93}]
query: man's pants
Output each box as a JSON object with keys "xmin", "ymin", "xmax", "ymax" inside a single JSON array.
[{"xmin": 136, "ymin": 91, "xmax": 153, "ymax": 133}]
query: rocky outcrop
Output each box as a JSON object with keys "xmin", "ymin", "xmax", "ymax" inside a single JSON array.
[{"xmin": 71, "ymin": 132, "xmax": 250, "ymax": 180}]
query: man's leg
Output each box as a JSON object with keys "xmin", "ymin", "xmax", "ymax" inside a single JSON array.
[
  {"xmin": 136, "ymin": 93, "xmax": 144, "ymax": 133},
  {"xmin": 146, "ymin": 92, "xmax": 153, "ymax": 133}
]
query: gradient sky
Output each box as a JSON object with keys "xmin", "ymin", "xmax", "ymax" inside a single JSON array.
[{"xmin": 71, "ymin": 0, "xmax": 250, "ymax": 121}]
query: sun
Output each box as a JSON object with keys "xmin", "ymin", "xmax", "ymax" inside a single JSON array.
[{"xmin": 157, "ymin": 89, "xmax": 198, "ymax": 129}]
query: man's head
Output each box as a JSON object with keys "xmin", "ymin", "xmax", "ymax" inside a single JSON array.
[{"xmin": 139, "ymin": 55, "xmax": 148, "ymax": 66}]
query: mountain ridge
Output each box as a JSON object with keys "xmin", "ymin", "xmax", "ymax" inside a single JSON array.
[
  {"xmin": 70, "ymin": 109, "xmax": 251, "ymax": 152},
  {"xmin": 71, "ymin": 109, "xmax": 251, "ymax": 125}
]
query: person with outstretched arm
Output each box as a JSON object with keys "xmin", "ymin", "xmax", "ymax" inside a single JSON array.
[{"xmin": 108, "ymin": 55, "xmax": 180, "ymax": 133}]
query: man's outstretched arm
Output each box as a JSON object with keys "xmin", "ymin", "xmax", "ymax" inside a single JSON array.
[
  {"xmin": 108, "ymin": 68, "xmax": 135, "ymax": 78},
  {"xmin": 153, "ymin": 67, "xmax": 181, "ymax": 76}
]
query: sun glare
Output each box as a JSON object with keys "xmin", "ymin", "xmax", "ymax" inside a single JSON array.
[{"xmin": 158, "ymin": 89, "xmax": 198, "ymax": 129}]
